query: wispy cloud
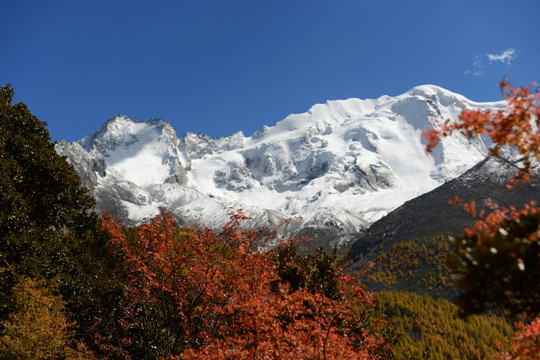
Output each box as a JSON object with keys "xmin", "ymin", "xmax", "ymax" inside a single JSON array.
[
  {"xmin": 465, "ymin": 48, "xmax": 518, "ymax": 76},
  {"xmin": 465, "ymin": 54, "xmax": 484, "ymax": 76},
  {"xmin": 464, "ymin": 70, "xmax": 484, "ymax": 76},
  {"xmin": 487, "ymin": 48, "xmax": 518, "ymax": 65}
]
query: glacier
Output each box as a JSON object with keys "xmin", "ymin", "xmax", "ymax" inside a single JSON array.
[{"xmin": 56, "ymin": 85, "xmax": 505, "ymax": 248}]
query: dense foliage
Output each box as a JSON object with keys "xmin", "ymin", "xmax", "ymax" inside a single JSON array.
[
  {"xmin": 362, "ymin": 236, "xmax": 459, "ymax": 297},
  {"xmin": 446, "ymin": 202, "xmax": 540, "ymax": 317},
  {"xmin": 352, "ymin": 236, "xmax": 519, "ymax": 359},
  {"xmin": 100, "ymin": 210, "xmax": 395, "ymax": 359},
  {"xmin": 0, "ymin": 84, "xmax": 122, "ymax": 356},
  {"xmin": 376, "ymin": 291, "xmax": 514, "ymax": 360}
]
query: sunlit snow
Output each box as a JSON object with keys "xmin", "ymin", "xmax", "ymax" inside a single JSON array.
[{"xmin": 60, "ymin": 85, "xmax": 506, "ymax": 246}]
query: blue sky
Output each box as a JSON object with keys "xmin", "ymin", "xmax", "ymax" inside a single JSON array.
[{"xmin": 2, "ymin": 0, "xmax": 539, "ymax": 142}]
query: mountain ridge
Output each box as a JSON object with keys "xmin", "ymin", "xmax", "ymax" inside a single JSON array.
[{"xmin": 56, "ymin": 85, "xmax": 506, "ymax": 247}]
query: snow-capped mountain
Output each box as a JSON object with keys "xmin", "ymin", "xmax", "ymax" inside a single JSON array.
[{"xmin": 56, "ymin": 85, "xmax": 505, "ymax": 247}]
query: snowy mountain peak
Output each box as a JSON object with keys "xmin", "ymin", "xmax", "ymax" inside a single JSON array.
[
  {"xmin": 80, "ymin": 115, "xmax": 174, "ymax": 152},
  {"xmin": 58, "ymin": 86, "xmax": 506, "ymax": 247},
  {"xmin": 406, "ymin": 84, "xmax": 460, "ymax": 96},
  {"xmin": 79, "ymin": 115, "xmax": 187, "ymax": 187}
]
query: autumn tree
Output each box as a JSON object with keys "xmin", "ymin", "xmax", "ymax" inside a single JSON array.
[
  {"xmin": 101, "ymin": 210, "xmax": 394, "ymax": 359},
  {"xmin": 0, "ymin": 277, "xmax": 94, "ymax": 359},
  {"xmin": 423, "ymin": 78, "xmax": 540, "ymax": 359}
]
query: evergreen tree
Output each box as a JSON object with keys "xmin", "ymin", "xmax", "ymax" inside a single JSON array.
[{"xmin": 0, "ymin": 84, "xmax": 123, "ymax": 351}]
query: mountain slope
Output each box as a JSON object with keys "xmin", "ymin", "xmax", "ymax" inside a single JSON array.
[
  {"xmin": 345, "ymin": 156, "xmax": 540, "ymax": 297},
  {"xmin": 56, "ymin": 85, "xmax": 505, "ymax": 247}
]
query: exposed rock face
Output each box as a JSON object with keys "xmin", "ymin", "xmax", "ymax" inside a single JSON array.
[
  {"xmin": 55, "ymin": 140, "xmax": 105, "ymax": 195},
  {"xmin": 58, "ymin": 85, "xmax": 506, "ymax": 247}
]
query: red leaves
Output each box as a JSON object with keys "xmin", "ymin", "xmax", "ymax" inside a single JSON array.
[
  {"xmin": 422, "ymin": 126, "xmax": 443, "ymax": 155},
  {"xmin": 459, "ymin": 200, "xmax": 538, "ymax": 239},
  {"xmin": 183, "ymin": 285, "xmax": 379, "ymax": 360},
  {"xmin": 99, "ymin": 210, "xmax": 387, "ymax": 359},
  {"xmin": 496, "ymin": 317, "xmax": 540, "ymax": 360}
]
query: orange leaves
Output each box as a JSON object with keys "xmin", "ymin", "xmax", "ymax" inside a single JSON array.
[
  {"xmin": 496, "ymin": 317, "xmax": 540, "ymax": 360},
  {"xmin": 509, "ymin": 317, "xmax": 540, "ymax": 360},
  {"xmin": 459, "ymin": 200, "xmax": 539, "ymax": 239},
  {"xmin": 424, "ymin": 79, "xmax": 540, "ymax": 187},
  {"xmin": 100, "ymin": 211, "xmax": 388, "ymax": 359},
  {"xmin": 422, "ymin": 126, "xmax": 442, "ymax": 154},
  {"xmin": 183, "ymin": 286, "xmax": 378, "ymax": 360},
  {"xmin": 447, "ymin": 200, "xmax": 540, "ymax": 317}
]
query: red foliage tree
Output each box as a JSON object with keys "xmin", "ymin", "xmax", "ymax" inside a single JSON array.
[
  {"xmin": 423, "ymin": 79, "xmax": 540, "ymax": 359},
  {"xmin": 99, "ymin": 210, "xmax": 391, "ymax": 359}
]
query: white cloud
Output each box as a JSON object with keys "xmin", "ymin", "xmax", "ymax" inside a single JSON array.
[
  {"xmin": 466, "ymin": 49, "xmax": 518, "ymax": 76},
  {"xmin": 487, "ymin": 49, "xmax": 518, "ymax": 65}
]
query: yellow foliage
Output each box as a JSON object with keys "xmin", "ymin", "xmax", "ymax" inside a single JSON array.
[
  {"xmin": 363, "ymin": 236, "xmax": 460, "ymax": 293},
  {"xmin": 376, "ymin": 290, "xmax": 514, "ymax": 359},
  {"xmin": 0, "ymin": 277, "xmax": 94, "ymax": 360}
]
